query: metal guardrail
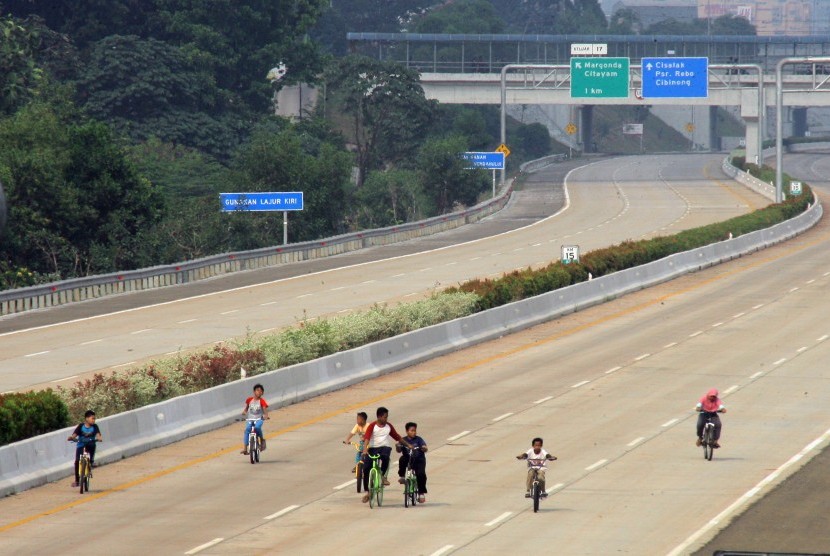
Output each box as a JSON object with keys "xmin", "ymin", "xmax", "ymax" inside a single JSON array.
[{"xmin": 0, "ymin": 169, "xmax": 542, "ymax": 317}]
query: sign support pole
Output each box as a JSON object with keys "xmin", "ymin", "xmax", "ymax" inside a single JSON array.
[
  {"xmin": 492, "ymin": 170, "xmax": 496, "ymax": 198},
  {"xmin": 283, "ymin": 211, "xmax": 288, "ymax": 245}
]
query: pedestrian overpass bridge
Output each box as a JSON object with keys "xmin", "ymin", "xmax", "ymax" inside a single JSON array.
[{"xmin": 419, "ymin": 67, "xmax": 830, "ymax": 164}]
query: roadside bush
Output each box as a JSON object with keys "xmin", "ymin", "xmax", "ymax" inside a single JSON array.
[{"xmin": 0, "ymin": 390, "xmax": 69, "ymax": 446}]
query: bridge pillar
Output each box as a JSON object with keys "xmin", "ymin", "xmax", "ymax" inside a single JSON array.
[
  {"xmin": 580, "ymin": 105, "xmax": 594, "ymax": 153},
  {"xmin": 744, "ymin": 118, "xmax": 760, "ymax": 165},
  {"xmin": 792, "ymin": 107, "xmax": 808, "ymax": 137},
  {"xmin": 709, "ymin": 106, "xmax": 719, "ymax": 151},
  {"xmin": 740, "ymin": 88, "xmax": 763, "ymax": 164}
]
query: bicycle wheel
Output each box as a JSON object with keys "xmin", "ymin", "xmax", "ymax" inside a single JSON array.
[
  {"xmin": 404, "ymin": 481, "xmax": 410, "ymax": 508},
  {"xmin": 78, "ymin": 459, "xmax": 87, "ymax": 494},
  {"xmin": 532, "ymin": 482, "xmax": 540, "ymax": 513},
  {"xmin": 249, "ymin": 436, "xmax": 256, "ymax": 464},
  {"xmin": 703, "ymin": 427, "xmax": 713, "ymax": 461},
  {"xmin": 377, "ymin": 481, "xmax": 384, "ymax": 507},
  {"xmin": 410, "ymin": 478, "xmax": 418, "ymax": 507},
  {"xmin": 355, "ymin": 461, "xmax": 363, "ymax": 493},
  {"xmin": 368, "ymin": 468, "xmax": 378, "ymax": 509}
]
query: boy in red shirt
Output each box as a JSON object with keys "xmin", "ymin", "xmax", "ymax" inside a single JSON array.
[
  {"xmin": 241, "ymin": 383, "xmax": 269, "ymax": 455},
  {"xmin": 361, "ymin": 407, "xmax": 412, "ymax": 502}
]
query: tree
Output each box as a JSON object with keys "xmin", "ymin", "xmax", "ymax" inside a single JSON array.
[
  {"xmin": 413, "ymin": 0, "xmax": 505, "ymax": 34},
  {"xmin": 76, "ymin": 35, "xmax": 245, "ymax": 159},
  {"xmin": 0, "ymin": 102, "xmax": 166, "ymax": 277},
  {"xmin": 417, "ymin": 135, "xmax": 488, "ymax": 214},
  {"xmin": 492, "ymin": 0, "xmax": 607, "ymax": 35},
  {"xmin": 357, "ymin": 169, "xmax": 426, "ymax": 228},
  {"xmin": 512, "ymin": 123, "xmax": 551, "ymax": 160},
  {"xmin": 0, "ymin": 15, "xmax": 42, "ymax": 115},
  {"xmin": 327, "ymin": 55, "xmax": 437, "ymax": 187}
]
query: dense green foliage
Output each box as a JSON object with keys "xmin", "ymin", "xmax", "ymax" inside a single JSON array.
[{"xmin": 0, "ymin": 390, "xmax": 69, "ymax": 446}]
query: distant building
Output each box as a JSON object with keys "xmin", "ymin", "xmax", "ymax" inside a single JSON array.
[
  {"xmin": 698, "ymin": 0, "xmax": 829, "ymax": 36},
  {"xmin": 611, "ymin": 0, "xmax": 698, "ymax": 27}
]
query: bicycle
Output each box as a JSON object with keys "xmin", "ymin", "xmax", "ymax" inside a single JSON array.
[
  {"xmin": 524, "ymin": 457, "xmax": 556, "ymax": 513},
  {"xmin": 402, "ymin": 448, "xmax": 419, "ymax": 508},
  {"xmin": 365, "ymin": 452, "xmax": 385, "ymax": 508},
  {"xmin": 346, "ymin": 440, "xmax": 364, "ymax": 493},
  {"xmin": 240, "ymin": 418, "xmax": 263, "ymax": 464},
  {"xmin": 69, "ymin": 440, "xmax": 96, "ymax": 494},
  {"xmin": 700, "ymin": 412, "xmax": 718, "ymax": 461}
]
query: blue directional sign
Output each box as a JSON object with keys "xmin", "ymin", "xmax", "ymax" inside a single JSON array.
[
  {"xmin": 220, "ymin": 192, "xmax": 304, "ymax": 212},
  {"xmin": 641, "ymin": 57, "xmax": 708, "ymax": 98},
  {"xmin": 461, "ymin": 152, "xmax": 505, "ymax": 170}
]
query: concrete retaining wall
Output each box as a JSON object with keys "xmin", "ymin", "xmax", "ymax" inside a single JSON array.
[{"xmin": 1, "ymin": 191, "xmax": 820, "ymax": 497}]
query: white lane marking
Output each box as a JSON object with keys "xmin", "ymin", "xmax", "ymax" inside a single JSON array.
[
  {"xmin": 732, "ymin": 312, "xmax": 745, "ymax": 319},
  {"xmin": 493, "ymin": 412, "xmax": 513, "ymax": 422},
  {"xmin": 112, "ymin": 361, "xmax": 136, "ymax": 368},
  {"xmin": 818, "ymin": 335, "xmax": 829, "ymax": 342},
  {"xmin": 264, "ymin": 505, "xmax": 300, "ymax": 520},
  {"xmin": 492, "ymin": 252, "xmax": 503, "ymax": 256},
  {"xmin": 689, "ymin": 331, "xmax": 703, "ymax": 338},
  {"xmin": 80, "ymin": 339, "xmax": 103, "ymax": 346},
  {"xmin": 185, "ymin": 538, "xmax": 225, "ymax": 555},
  {"xmin": 296, "ymin": 294, "xmax": 313, "ymax": 299},
  {"xmin": 806, "ymin": 279, "xmax": 815, "ymax": 284},
  {"xmin": 392, "ymin": 273, "xmax": 406, "ymax": 278},
  {"xmin": 131, "ymin": 329, "xmax": 152, "ymax": 334},
  {"xmin": 712, "ymin": 322, "xmax": 724, "ymax": 328},
  {"xmin": 750, "ymin": 371, "xmax": 763, "ymax": 379},
  {"xmin": 532, "ymin": 243, "xmax": 542, "ymax": 247},
  {"xmin": 513, "ymin": 247, "xmax": 524, "ymax": 252},
  {"xmin": 259, "ymin": 328, "xmax": 275, "ymax": 334},
  {"xmin": 723, "ymin": 385, "xmax": 739, "ymax": 395},
  {"xmin": 177, "ymin": 319, "xmax": 197, "ymax": 324},
  {"xmin": 605, "ymin": 366, "xmax": 622, "ymax": 374},
  {"xmin": 571, "ymin": 380, "xmax": 590, "ymax": 388},
  {"xmin": 447, "ymin": 431, "xmax": 471, "ymax": 442},
  {"xmin": 430, "ymin": 546, "xmax": 455, "ymax": 556},
  {"xmin": 404, "ymin": 293, "xmax": 419, "ymax": 297},
  {"xmin": 485, "ymin": 512, "xmax": 512, "ymax": 527},
  {"xmin": 753, "ymin": 303, "xmax": 764, "ymax": 309},
  {"xmin": 634, "ymin": 353, "xmax": 651, "ymax": 361},
  {"xmin": 361, "ymin": 280, "xmax": 376, "ymax": 285},
  {"xmin": 789, "ymin": 287, "xmax": 799, "ymax": 293},
  {"xmin": 333, "ymin": 480, "xmax": 355, "ymax": 491},
  {"xmin": 627, "ymin": 437, "xmax": 645, "ymax": 447},
  {"xmin": 533, "ymin": 396, "xmax": 553, "ymax": 404},
  {"xmin": 51, "ymin": 375, "xmax": 78, "ymax": 383},
  {"xmin": 220, "ymin": 309, "xmax": 239, "ymax": 315},
  {"xmin": 773, "ymin": 358, "xmax": 787, "ymax": 365},
  {"xmin": 445, "ymin": 262, "xmax": 457, "ymax": 266},
  {"xmin": 337, "ymin": 309, "xmax": 350, "ymax": 313},
  {"xmin": 667, "ymin": 426, "xmax": 830, "ymax": 556},
  {"xmin": 470, "ymin": 257, "xmax": 482, "ymax": 261},
  {"xmin": 662, "ymin": 418, "xmax": 679, "ymax": 427},
  {"xmin": 330, "ymin": 286, "xmax": 346, "ymax": 291},
  {"xmin": 663, "ymin": 342, "xmax": 677, "ymax": 349},
  {"xmin": 260, "ymin": 301, "xmax": 278, "ymax": 306},
  {"xmin": 797, "ymin": 346, "xmax": 808, "ymax": 353},
  {"xmin": 24, "ymin": 351, "xmax": 50, "ymax": 357},
  {"xmin": 420, "ymin": 268, "xmax": 433, "ymax": 272},
  {"xmin": 585, "ymin": 459, "xmax": 608, "ymax": 471}
]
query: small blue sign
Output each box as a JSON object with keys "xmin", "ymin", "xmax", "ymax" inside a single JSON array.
[
  {"xmin": 220, "ymin": 192, "xmax": 304, "ymax": 212},
  {"xmin": 641, "ymin": 57, "xmax": 708, "ymax": 98},
  {"xmin": 461, "ymin": 152, "xmax": 505, "ymax": 170}
]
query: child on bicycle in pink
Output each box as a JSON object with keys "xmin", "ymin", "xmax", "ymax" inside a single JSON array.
[
  {"xmin": 342, "ymin": 411, "xmax": 368, "ymax": 473},
  {"xmin": 241, "ymin": 384, "xmax": 269, "ymax": 455},
  {"xmin": 695, "ymin": 388, "xmax": 726, "ymax": 448},
  {"xmin": 68, "ymin": 410, "xmax": 102, "ymax": 488},
  {"xmin": 516, "ymin": 437, "xmax": 557, "ymax": 498}
]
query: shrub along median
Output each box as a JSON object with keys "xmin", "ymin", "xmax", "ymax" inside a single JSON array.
[{"xmin": 3, "ymin": 171, "xmax": 813, "ymax": 445}]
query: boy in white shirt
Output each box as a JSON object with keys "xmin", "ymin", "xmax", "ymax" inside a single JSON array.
[{"xmin": 516, "ymin": 437, "xmax": 557, "ymax": 498}]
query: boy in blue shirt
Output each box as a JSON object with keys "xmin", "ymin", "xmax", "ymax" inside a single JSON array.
[
  {"xmin": 396, "ymin": 422, "xmax": 428, "ymax": 503},
  {"xmin": 67, "ymin": 410, "xmax": 102, "ymax": 488}
]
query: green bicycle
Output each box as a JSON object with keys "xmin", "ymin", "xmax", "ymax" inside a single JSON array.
[
  {"xmin": 365, "ymin": 452, "xmax": 385, "ymax": 508},
  {"xmin": 402, "ymin": 447, "xmax": 418, "ymax": 508}
]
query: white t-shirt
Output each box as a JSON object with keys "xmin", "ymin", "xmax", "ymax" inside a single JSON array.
[{"xmin": 525, "ymin": 448, "xmax": 551, "ymax": 469}]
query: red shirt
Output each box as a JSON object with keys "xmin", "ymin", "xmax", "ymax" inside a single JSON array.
[{"xmin": 363, "ymin": 421, "xmax": 402, "ymax": 448}]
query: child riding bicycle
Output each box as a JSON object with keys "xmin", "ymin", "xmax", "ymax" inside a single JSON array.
[
  {"xmin": 695, "ymin": 388, "xmax": 727, "ymax": 448},
  {"xmin": 68, "ymin": 410, "xmax": 102, "ymax": 488},
  {"xmin": 360, "ymin": 407, "xmax": 412, "ymax": 502},
  {"xmin": 516, "ymin": 437, "xmax": 557, "ymax": 498},
  {"xmin": 241, "ymin": 384, "xmax": 270, "ymax": 455},
  {"xmin": 343, "ymin": 411, "xmax": 368, "ymax": 473},
  {"xmin": 396, "ymin": 422, "xmax": 428, "ymax": 503}
]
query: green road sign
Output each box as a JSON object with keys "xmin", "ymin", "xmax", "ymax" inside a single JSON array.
[{"xmin": 570, "ymin": 57, "xmax": 630, "ymax": 98}]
